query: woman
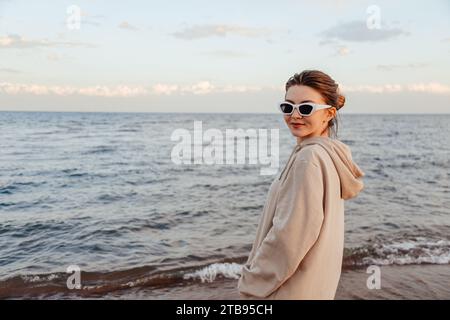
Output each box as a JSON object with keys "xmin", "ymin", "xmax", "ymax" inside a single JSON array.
[{"xmin": 237, "ymin": 70, "xmax": 365, "ymax": 300}]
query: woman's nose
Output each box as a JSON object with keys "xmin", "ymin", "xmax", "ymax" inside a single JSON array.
[{"xmin": 292, "ymin": 108, "xmax": 303, "ymax": 118}]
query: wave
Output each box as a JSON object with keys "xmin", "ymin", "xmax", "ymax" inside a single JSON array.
[
  {"xmin": 81, "ymin": 145, "xmax": 117, "ymax": 155},
  {"xmin": 343, "ymin": 237, "xmax": 450, "ymax": 268},
  {"xmin": 0, "ymin": 181, "xmax": 47, "ymax": 194},
  {"xmin": 1, "ymin": 235, "xmax": 449, "ymax": 298},
  {"xmin": 0, "ymin": 258, "xmax": 245, "ymax": 299}
]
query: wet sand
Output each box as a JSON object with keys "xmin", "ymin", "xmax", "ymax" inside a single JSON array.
[{"xmin": 99, "ymin": 264, "xmax": 450, "ymax": 300}]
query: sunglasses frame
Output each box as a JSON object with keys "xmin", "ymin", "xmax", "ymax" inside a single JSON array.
[{"xmin": 277, "ymin": 101, "xmax": 334, "ymax": 116}]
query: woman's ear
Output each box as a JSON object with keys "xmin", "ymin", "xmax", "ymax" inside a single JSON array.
[
  {"xmin": 325, "ymin": 108, "xmax": 335, "ymax": 122},
  {"xmin": 330, "ymin": 107, "xmax": 337, "ymax": 120}
]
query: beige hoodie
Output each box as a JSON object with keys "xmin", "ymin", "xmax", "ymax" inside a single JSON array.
[{"xmin": 237, "ymin": 136, "xmax": 365, "ymax": 300}]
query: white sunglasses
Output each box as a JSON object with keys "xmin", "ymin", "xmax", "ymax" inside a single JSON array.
[{"xmin": 277, "ymin": 101, "xmax": 334, "ymax": 116}]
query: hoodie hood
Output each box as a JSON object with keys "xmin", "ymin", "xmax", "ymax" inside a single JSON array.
[{"xmin": 279, "ymin": 136, "xmax": 365, "ymax": 200}]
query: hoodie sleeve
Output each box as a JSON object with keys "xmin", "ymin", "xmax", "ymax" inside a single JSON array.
[{"xmin": 238, "ymin": 158, "xmax": 325, "ymax": 298}]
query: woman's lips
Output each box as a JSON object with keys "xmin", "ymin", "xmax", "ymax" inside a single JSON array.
[{"xmin": 291, "ymin": 123, "xmax": 305, "ymax": 128}]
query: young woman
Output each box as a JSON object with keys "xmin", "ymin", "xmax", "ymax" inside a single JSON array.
[{"xmin": 237, "ymin": 70, "xmax": 365, "ymax": 300}]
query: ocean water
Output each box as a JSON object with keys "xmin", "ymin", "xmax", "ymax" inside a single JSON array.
[{"xmin": 0, "ymin": 111, "xmax": 449, "ymax": 299}]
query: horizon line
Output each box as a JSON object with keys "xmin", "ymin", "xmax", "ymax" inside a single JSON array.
[{"xmin": 1, "ymin": 110, "xmax": 450, "ymax": 115}]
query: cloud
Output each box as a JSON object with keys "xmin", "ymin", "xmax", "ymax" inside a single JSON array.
[
  {"xmin": 47, "ymin": 53, "xmax": 61, "ymax": 61},
  {"xmin": 82, "ymin": 20, "xmax": 102, "ymax": 27},
  {"xmin": 118, "ymin": 21, "xmax": 138, "ymax": 31},
  {"xmin": 2, "ymin": 82, "xmax": 449, "ymax": 98},
  {"xmin": 0, "ymin": 67, "xmax": 21, "ymax": 74},
  {"xmin": 78, "ymin": 10, "xmax": 104, "ymax": 27},
  {"xmin": 219, "ymin": 84, "xmax": 268, "ymax": 93},
  {"xmin": 0, "ymin": 81, "xmax": 268, "ymax": 97},
  {"xmin": 340, "ymin": 83, "xmax": 450, "ymax": 94},
  {"xmin": 78, "ymin": 85, "xmax": 147, "ymax": 97},
  {"xmin": 376, "ymin": 63, "xmax": 428, "ymax": 71},
  {"xmin": 312, "ymin": 0, "xmax": 361, "ymax": 9},
  {"xmin": 152, "ymin": 84, "xmax": 179, "ymax": 95},
  {"xmin": 0, "ymin": 83, "xmax": 147, "ymax": 97},
  {"xmin": 406, "ymin": 83, "xmax": 450, "ymax": 94},
  {"xmin": 340, "ymin": 84, "xmax": 403, "ymax": 93},
  {"xmin": 171, "ymin": 24, "xmax": 271, "ymax": 40},
  {"xmin": 319, "ymin": 20, "xmax": 409, "ymax": 43},
  {"xmin": 179, "ymin": 81, "xmax": 215, "ymax": 95},
  {"xmin": 335, "ymin": 45, "xmax": 351, "ymax": 56},
  {"xmin": 0, "ymin": 34, "xmax": 94, "ymax": 49},
  {"xmin": 200, "ymin": 50, "xmax": 251, "ymax": 58}
]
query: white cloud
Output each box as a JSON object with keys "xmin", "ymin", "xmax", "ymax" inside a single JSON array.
[
  {"xmin": 0, "ymin": 67, "xmax": 21, "ymax": 74},
  {"xmin": 376, "ymin": 63, "xmax": 428, "ymax": 71},
  {"xmin": 201, "ymin": 50, "xmax": 250, "ymax": 58},
  {"xmin": 47, "ymin": 53, "xmax": 61, "ymax": 61},
  {"xmin": 220, "ymin": 84, "xmax": 264, "ymax": 93},
  {"xmin": 0, "ymin": 83, "xmax": 146, "ymax": 97},
  {"xmin": 152, "ymin": 84, "xmax": 179, "ymax": 95},
  {"xmin": 77, "ymin": 85, "xmax": 147, "ymax": 97},
  {"xmin": 407, "ymin": 82, "xmax": 450, "ymax": 94},
  {"xmin": 180, "ymin": 81, "xmax": 215, "ymax": 95},
  {"xmin": 0, "ymin": 81, "xmax": 268, "ymax": 97},
  {"xmin": 171, "ymin": 24, "xmax": 271, "ymax": 40},
  {"xmin": 319, "ymin": 20, "xmax": 409, "ymax": 43},
  {"xmin": 335, "ymin": 45, "xmax": 351, "ymax": 56},
  {"xmin": 118, "ymin": 21, "xmax": 138, "ymax": 31},
  {"xmin": 340, "ymin": 83, "xmax": 450, "ymax": 94},
  {"xmin": 340, "ymin": 84, "xmax": 402, "ymax": 93},
  {"xmin": 0, "ymin": 34, "xmax": 94, "ymax": 49},
  {"xmin": 1, "ymin": 81, "xmax": 449, "ymax": 97}
]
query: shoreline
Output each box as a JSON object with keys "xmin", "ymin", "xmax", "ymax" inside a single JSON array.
[
  {"xmin": 125, "ymin": 264, "xmax": 450, "ymax": 300},
  {"xmin": 29, "ymin": 264, "xmax": 448, "ymax": 300}
]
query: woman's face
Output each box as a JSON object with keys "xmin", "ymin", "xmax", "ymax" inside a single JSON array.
[{"xmin": 283, "ymin": 85, "xmax": 336, "ymax": 143}]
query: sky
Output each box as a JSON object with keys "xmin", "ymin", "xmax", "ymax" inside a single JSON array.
[{"xmin": 0, "ymin": 0, "xmax": 449, "ymax": 113}]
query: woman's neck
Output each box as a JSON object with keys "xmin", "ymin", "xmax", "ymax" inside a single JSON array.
[{"xmin": 297, "ymin": 132, "xmax": 329, "ymax": 144}]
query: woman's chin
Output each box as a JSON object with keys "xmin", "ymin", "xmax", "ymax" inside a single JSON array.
[{"xmin": 290, "ymin": 128, "xmax": 308, "ymax": 137}]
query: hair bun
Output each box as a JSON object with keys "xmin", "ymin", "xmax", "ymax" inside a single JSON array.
[{"xmin": 336, "ymin": 94, "xmax": 345, "ymax": 110}]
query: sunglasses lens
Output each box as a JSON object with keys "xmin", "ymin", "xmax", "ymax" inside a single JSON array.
[
  {"xmin": 279, "ymin": 103, "xmax": 293, "ymax": 114},
  {"xmin": 299, "ymin": 104, "xmax": 313, "ymax": 115}
]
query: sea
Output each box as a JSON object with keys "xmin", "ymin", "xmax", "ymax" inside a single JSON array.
[{"xmin": 0, "ymin": 111, "xmax": 449, "ymax": 299}]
